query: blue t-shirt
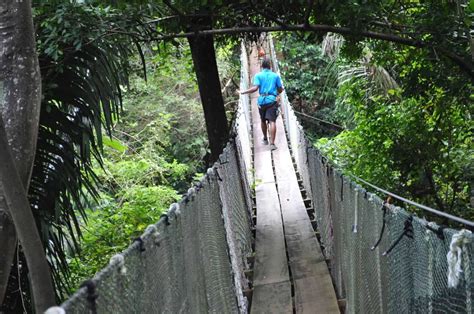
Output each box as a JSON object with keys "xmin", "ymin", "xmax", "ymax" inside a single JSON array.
[{"xmin": 253, "ymin": 69, "xmax": 283, "ymax": 106}]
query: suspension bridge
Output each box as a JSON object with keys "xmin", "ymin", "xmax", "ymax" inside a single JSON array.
[{"xmin": 46, "ymin": 39, "xmax": 474, "ymax": 314}]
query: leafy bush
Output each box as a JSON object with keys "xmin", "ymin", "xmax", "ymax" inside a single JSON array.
[
  {"xmin": 278, "ymin": 33, "xmax": 473, "ymax": 221},
  {"xmin": 68, "ymin": 186, "xmax": 179, "ymax": 287},
  {"xmin": 66, "ymin": 39, "xmax": 240, "ymax": 293}
]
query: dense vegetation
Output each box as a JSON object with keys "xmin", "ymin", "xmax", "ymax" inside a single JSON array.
[
  {"xmin": 277, "ymin": 33, "xmax": 473, "ymax": 223},
  {"xmin": 66, "ymin": 45, "xmax": 239, "ymax": 295},
  {"xmin": 66, "ymin": 47, "xmax": 193, "ymax": 291}
]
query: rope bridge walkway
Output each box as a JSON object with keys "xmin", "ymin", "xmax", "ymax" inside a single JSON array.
[
  {"xmin": 46, "ymin": 39, "xmax": 474, "ymax": 314},
  {"xmin": 248, "ymin": 46, "xmax": 338, "ymax": 313}
]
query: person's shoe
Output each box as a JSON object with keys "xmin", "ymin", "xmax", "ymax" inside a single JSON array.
[
  {"xmin": 262, "ymin": 138, "xmax": 269, "ymax": 145},
  {"xmin": 270, "ymin": 144, "xmax": 277, "ymax": 151}
]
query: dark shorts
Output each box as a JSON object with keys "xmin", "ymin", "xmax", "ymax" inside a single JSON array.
[{"xmin": 258, "ymin": 102, "xmax": 278, "ymax": 122}]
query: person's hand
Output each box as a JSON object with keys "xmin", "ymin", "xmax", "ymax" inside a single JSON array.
[{"xmin": 236, "ymin": 89, "xmax": 243, "ymax": 95}]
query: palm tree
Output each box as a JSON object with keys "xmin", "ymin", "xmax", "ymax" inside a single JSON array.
[
  {"xmin": 0, "ymin": 0, "xmax": 55, "ymax": 311},
  {"xmin": 2, "ymin": 2, "xmax": 153, "ymax": 310}
]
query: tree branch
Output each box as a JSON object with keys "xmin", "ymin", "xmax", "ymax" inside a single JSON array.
[
  {"xmin": 163, "ymin": 0, "xmax": 186, "ymax": 20},
  {"xmin": 144, "ymin": 15, "xmax": 179, "ymax": 24},
  {"xmin": 142, "ymin": 23, "xmax": 474, "ymax": 79}
]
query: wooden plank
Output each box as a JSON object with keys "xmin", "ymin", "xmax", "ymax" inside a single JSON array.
[
  {"xmin": 277, "ymin": 183, "xmax": 311, "ymax": 222},
  {"xmin": 248, "ymin": 42, "xmax": 338, "ymax": 313},
  {"xmin": 253, "ymin": 223, "xmax": 289, "ymax": 285},
  {"xmin": 288, "ymin": 259, "xmax": 328, "ymax": 280},
  {"xmin": 254, "ymin": 148, "xmax": 274, "ymax": 184},
  {"xmin": 253, "ymin": 184, "xmax": 288, "ymax": 285},
  {"xmin": 272, "ymin": 115, "xmax": 339, "ymax": 313},
  {"xmin": 285, "ymin": 234, "xmax": 325, "ymax": 265},
  {"xmin": 251, "ymin": 281, "xmax": 293, "ymax": 314},
  {"xmin": 255, "ymin": 183, "xmax": 282, "ymax": 227},
  {"xmin": 252, "ymin": 140, "xmax": 289, "ymax": 286},
  {"xmin": 294, "ymin": 275, "xmax": 341, "ymax": 314}
]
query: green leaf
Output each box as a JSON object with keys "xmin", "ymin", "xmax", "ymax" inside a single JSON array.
[
  {"xmin": 469, "ymin": 0, "xmax": 474, "ymax": 12},
  {"xmin": 103, "ymin": 137, "xmax": 127, "ymax": 152}
]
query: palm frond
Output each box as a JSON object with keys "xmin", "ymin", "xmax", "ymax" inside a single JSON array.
[
  {"xmin": 371, "ymin": 65, "xmax": 399, "ymax": 91},
  {"xmin": 321, "ymin": 32, "xmax": 345, "ymax": 60},
  {"xmin": 338, "ymin": 57, "xmax": 399, "ymax": 94},
  {"xmin": 338, "ymin": 64, "xmax": 367, "ymax": 86},
  {"xmin": 29, "ymin": 2, "xmax": 150, "ymax": 298}
]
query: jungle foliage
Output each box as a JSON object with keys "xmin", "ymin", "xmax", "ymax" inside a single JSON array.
[
  {"xmin": 65, "ymin": 47, "xmax": 194, "ymax": 290},
  {"xmin": 62, "ymin": 39, "xmax": 239, "ymax": 297},
  {"xmin": 277, "ymin": 33, "xmax": 473, "ymax": 223}
]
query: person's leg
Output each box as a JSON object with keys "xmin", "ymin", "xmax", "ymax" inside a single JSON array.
[
  {"xmin": 265, "ymin": 104, "xmax": 278, "ymax": 150},
  {"xmin": 259, "ymin": 106, "xmax": 269, "ymax": 143},
  {"xmin": 269, "ymin": 121, "xmax": 276, "ymax": 144},
  {"xmin": 261, "ymin": 120, "xmax": 268, "ymax": 140}
]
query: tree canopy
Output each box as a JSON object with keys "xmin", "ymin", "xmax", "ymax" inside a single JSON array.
[{"xmin": 116, "ymin": 0, "xmax": 474, "ymax": 79}]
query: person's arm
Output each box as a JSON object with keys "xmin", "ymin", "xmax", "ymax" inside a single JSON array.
[
  {"xmin": 240, "ymin": 73, "xmax": 261, "ymax": 95},
  {"xmin": 276, "ymin": 75, "xmax": 284, "ymax": 95},
  {"xmin": 240, "ymin": 85, "xmax": 259, "ymax": 95},
  {"xmin": 276, "ymin": 76, "xmax": 284, "ymax": 113}
]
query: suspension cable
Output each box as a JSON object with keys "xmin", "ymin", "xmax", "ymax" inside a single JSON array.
[
  {"xmin": 293, "ymin": 110, "xmax": 345, "ymax": 130},
  {"xmin": 351, "ymin": 174, "xmax": 474, "ymax": 228}
]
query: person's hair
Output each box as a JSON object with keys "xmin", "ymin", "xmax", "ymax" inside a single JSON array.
[{"xmin": 261, "ymin": 58, "xmax": 271, "ymax": 69}]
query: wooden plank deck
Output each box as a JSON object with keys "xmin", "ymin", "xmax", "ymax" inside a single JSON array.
[
  {"xmin": 273, "ymin": 116, "xmax": 339, "ymax": 313},
  {"xmin": 249, "ymin": 47, "xmax": 339, "ymax": 314}
]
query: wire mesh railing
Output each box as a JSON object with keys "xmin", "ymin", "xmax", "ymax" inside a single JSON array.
[
  {"xmin": 51, "ymin": 142, "xmax": 254, "ymax": 314},
  {"xmin": 268, "ymin": 36, "xmax": 474, "ymax": 314}
]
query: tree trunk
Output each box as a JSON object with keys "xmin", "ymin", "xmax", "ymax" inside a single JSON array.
[
  {"xmin": 0, "ymin": 211, "xmax": 16, "ymax": 305},
  {"xmin": 0, "ymin": 0, "xmax": 55, "ymax": 311},
  {"xmin": 0, "ymin": 116, "xmax": 55, "ymax": 312},
  {"xmin": 188, "ymin": 34, "xmax": 229, "ymax": 162}
]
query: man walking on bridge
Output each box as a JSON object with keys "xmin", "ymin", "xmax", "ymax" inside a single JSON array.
[{"xmin": 240, "ymin": 58, "xmax": 283, "ymax": 151}]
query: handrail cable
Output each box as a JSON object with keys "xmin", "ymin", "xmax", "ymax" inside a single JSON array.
[
  {"xmin": 351, "ymin": 174, "xmax": 474, "ymax": 228},
  {"xmin": 293, "ymin": 110, "xmax": 345, "ymax": 130}
]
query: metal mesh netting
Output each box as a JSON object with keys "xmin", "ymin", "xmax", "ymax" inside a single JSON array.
[
  {"xmin": 268, "ymin": 36, "xmax": 473, "ymax": 313},
  {"xmin": 56, "ymin": 137, "xmax": 253, "ymax": 312},
  {"xmin": 59, "ymin": 167, "xmax": 248, "ymax": 313},
  {"xmin": 217, "ymin": 140, "xmax": 254, "ymax": 312},
  {"xmin": 308, "ymin": 152, "xmax": 474, "ymax": 313}
]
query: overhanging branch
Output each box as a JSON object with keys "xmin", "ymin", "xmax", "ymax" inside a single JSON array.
[{"xmin": 143, "ymin": 23, "xmax": 474, "ymax": 80}]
